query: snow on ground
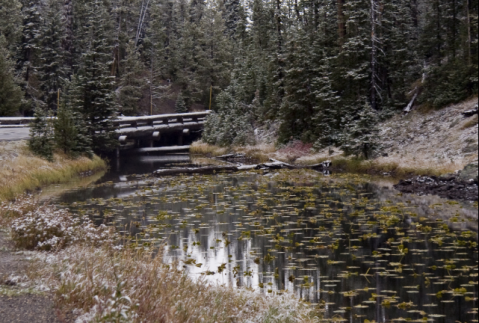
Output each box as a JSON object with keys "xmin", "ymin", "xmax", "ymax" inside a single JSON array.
[{"xmin": 377, "ymin": 97, "xmax": 478, "ymax": 172}]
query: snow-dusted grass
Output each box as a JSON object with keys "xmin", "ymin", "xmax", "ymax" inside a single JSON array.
[
  {"xmin": 0, "ymin": 196, "xmax": 115, "ymax": 250},
  {"xmin": 378, "ymin": 97, "xmax": 478, "ymax": 172},
  {"xmin": 0, "ymin": 141, "xmax": 107, "ymax": 201},
  {"xmin": 1, "ymin": 197, "xmax": 323, "ymax": 322},
  {"xmin": 34, "ymin": 246, "xmax": 322, "ymax": 323}
]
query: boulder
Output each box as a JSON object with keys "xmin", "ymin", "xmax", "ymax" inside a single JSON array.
[{"xmin": 458, "ymin": 162, "xmax": 478, "ymax": 182}]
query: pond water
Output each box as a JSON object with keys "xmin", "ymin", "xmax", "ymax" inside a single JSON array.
[{"xmin": 50, "ymin": 154, "xmax": 478, "ymax": 323}]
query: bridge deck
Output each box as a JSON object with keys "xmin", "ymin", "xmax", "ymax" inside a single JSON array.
[{"xmin": 0, "ymin": 112, "xmax": 211, "ymax": 147}]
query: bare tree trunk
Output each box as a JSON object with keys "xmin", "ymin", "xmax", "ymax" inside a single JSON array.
[{"xmin": 403, "ymin": 88, "xmax": 418, "ymax": 114}]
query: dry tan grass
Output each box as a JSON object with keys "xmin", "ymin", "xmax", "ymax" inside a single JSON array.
[
  {"xmin": 294, "ymin": 147, "xmax": 344, "ymax": 165},
  {"xmin": 190, "ymin": 141, "xmax": 228, "ymax": 157},
  {"xmin": 461, "ymin": 114, "xmax": 478, "ymax": 130},
  {"xmin": 328, "ymin": 157, "xmax": 458, "ymax": 177},
  {"xmin": 32, "ymin": 245, "xmax": 322, "ymax": 323},
  {"xmin": 0, "ymin": 141, "xmax": 107, "ymax": 201},
  {"xmin": 191, "ymin": 141, "xmax": 276, "ymax": 163},
  {"xmin": 235, "ymin": 143, "xmax": 276, "ymax": 163}
]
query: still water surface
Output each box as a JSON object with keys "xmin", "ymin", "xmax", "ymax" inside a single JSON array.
[{"xmin": 48, "ymin": 155, "xmax": 478, "ymax": 323}]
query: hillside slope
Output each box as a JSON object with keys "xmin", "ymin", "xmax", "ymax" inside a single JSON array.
[{"xmin": 376, "ymin": 97, "xmax": 478, "ymax": 172}]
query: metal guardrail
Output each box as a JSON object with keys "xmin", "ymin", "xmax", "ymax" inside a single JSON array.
[
  {"xmin": 0, "ymin": 111, "xmax": 211, "ymax": 126},
  {"xmin": 0, "ymin": 117, "xmax": 35, "ymax": 125},
  {"xmin": 114, "ymin": 111, "xmax": 211, "ymax": 127}
]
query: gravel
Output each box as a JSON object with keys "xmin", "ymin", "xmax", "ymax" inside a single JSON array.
[{"xmin": 0, "ymin": 232, "xmax": 71, "ymax": 323}]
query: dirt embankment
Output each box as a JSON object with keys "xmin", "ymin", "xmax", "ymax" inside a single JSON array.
[{"xmin": 377, "ymin": 98, "xmax": 478, "ymax": 171}]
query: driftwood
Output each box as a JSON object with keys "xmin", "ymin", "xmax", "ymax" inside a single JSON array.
[
  {"xmin": 134, "ymin": 145, "xmax": 191, "ymax": 153},
  {"xmin": 403, "ymin": 87, "xmax": 418, "ymax": 114},
  {"xmin": 216, "ymin": 153, "xmax": 246, "ymax": 160},
  {"xmin": 154, "ymin": 159, "xmax": 332, "ymax": 176},
  {"xmin": 154, "ymin": 166, "xmax": 239, "ymax": 176},
  {"xmin": 462, "ymin": 104, "xmax": 478, "ymax": 118}
]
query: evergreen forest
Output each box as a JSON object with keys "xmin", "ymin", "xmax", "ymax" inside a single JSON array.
[{"xmin": 0, "ymin": 0, "xmax": 477, "ymax": 156}]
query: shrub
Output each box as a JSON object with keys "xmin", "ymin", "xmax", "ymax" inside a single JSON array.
[{"xmin": 1, "ymin": 196, "xmax": 116, "ymax": 251}]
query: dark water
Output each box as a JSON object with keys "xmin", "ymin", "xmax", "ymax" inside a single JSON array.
[{"xmin": 51, "ymin": 155, "xmax": 478, "ymax": 323}]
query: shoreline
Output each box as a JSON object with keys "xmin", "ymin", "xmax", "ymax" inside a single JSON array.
[
  {"xmin": 0, "ymin": 140, "xmax": 108, "ymax": 202},
  {"xmin": 0, "ymin": 140, "xmax": 109, "ymax": 322},
  {"xmin": 190, "ymin": 140, "xmax": 476, "ymax": 179}
]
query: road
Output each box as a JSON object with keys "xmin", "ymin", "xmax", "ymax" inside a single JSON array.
[{"xmin": 0, "ymin": 127, "xmax": 30, "ymax": 141}]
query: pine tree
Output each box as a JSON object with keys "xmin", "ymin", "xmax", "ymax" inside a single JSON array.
[
  {"xmin": 70, "ymin": 0, "xmax": 92, "ymax": 72},
  {"xmin": 175, "ymin": 91, "xmax": 188, "ymax": 113},
  {"xmin": 380, "ymin": 0, "xmax": 421, "ymax": 111},
  {"xmin": 312, "ymin": 57, "xmax": 341, "ymax": 149},
  {"xmin": 202, "ymin": 83, "xmax": 254, "ymax": 146},
  {"xmin": 340, "ymin": 103, "xmax": 380, "ymax": 159},
  {"xmin": 74, "ymin": 0, "xmax": 118, "ymax": 152},
  {"xmin": 144, "ymin": 0, "xmax": 174, "ymax": 115},
  {"xmin": 29, "ymin": 106, "xmax": 54, "ymax": 160},
  {"xmin": 16, "ymin": 0, "xmax": 43, "ymax": 116},
  {"xmin": 118, "ymin": 40, "xmax": 147, "ymax": 115},
  {"xmin": 0, "ymin": 0, "xmax": 23, "ymax": 53},
  {"xmin": 224, "ymin": 0, "xmax": 241, "ymax": 38},
  {"xmin": 66, "ymin": 75, "xmax": 93, "ymax": 156},
  {"xmin": 278, "ymin": 30, "xmax": 316, "ymax": 143},
  {"xmin": 0, "ymin": 35, "xmax": 23, "ymax": 116},
  {"xmin": 54, "ymin": 101, "xmax": 77, "ymax": 155},
  {"xmin": 38, "ymin": 0, "xmax": 68, "ymax": 111}
]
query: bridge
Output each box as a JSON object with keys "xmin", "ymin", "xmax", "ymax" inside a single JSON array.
[{"xmin": 0, "ymin": 111, "xmax": 211, "ymax": 154}]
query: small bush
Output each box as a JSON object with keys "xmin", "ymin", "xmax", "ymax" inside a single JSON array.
[{"xmin": 1, "ymin": 196, "xmax": 116, "ymax": 251}]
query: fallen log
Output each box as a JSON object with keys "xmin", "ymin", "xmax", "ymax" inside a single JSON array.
[
  {"xmin": 154, "ymin": 159, "xmax": 332, "ymax": 176},
  {"xmin": 462, "ymin": 104, "xmax": 478, "ymax": 118},
  {"xmin": 216, "ymin": 153, "xmax": 246, "ymax": 160},
  {"xmin": 134, "ymin": 145, "xmax": 191, "ymax": 153},
  {"xmin": 154, "ymin": 166, "xmax": 239, "ymax": 176}
]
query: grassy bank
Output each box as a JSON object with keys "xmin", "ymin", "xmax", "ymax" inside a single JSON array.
[
  {"xmin": 190, "ymin": 141, "xmax": 274, "ymax": 163},
  {"xmin": 0, "ymin": 141, "xmax": 107, "ymax": 201},
  {"xmin": 191, "ymin": 140, "xmax": 460, "ymax": 178},
  {"xmin": 322, "ymin": 157, "xmax": 457, "ymax": 177}
]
